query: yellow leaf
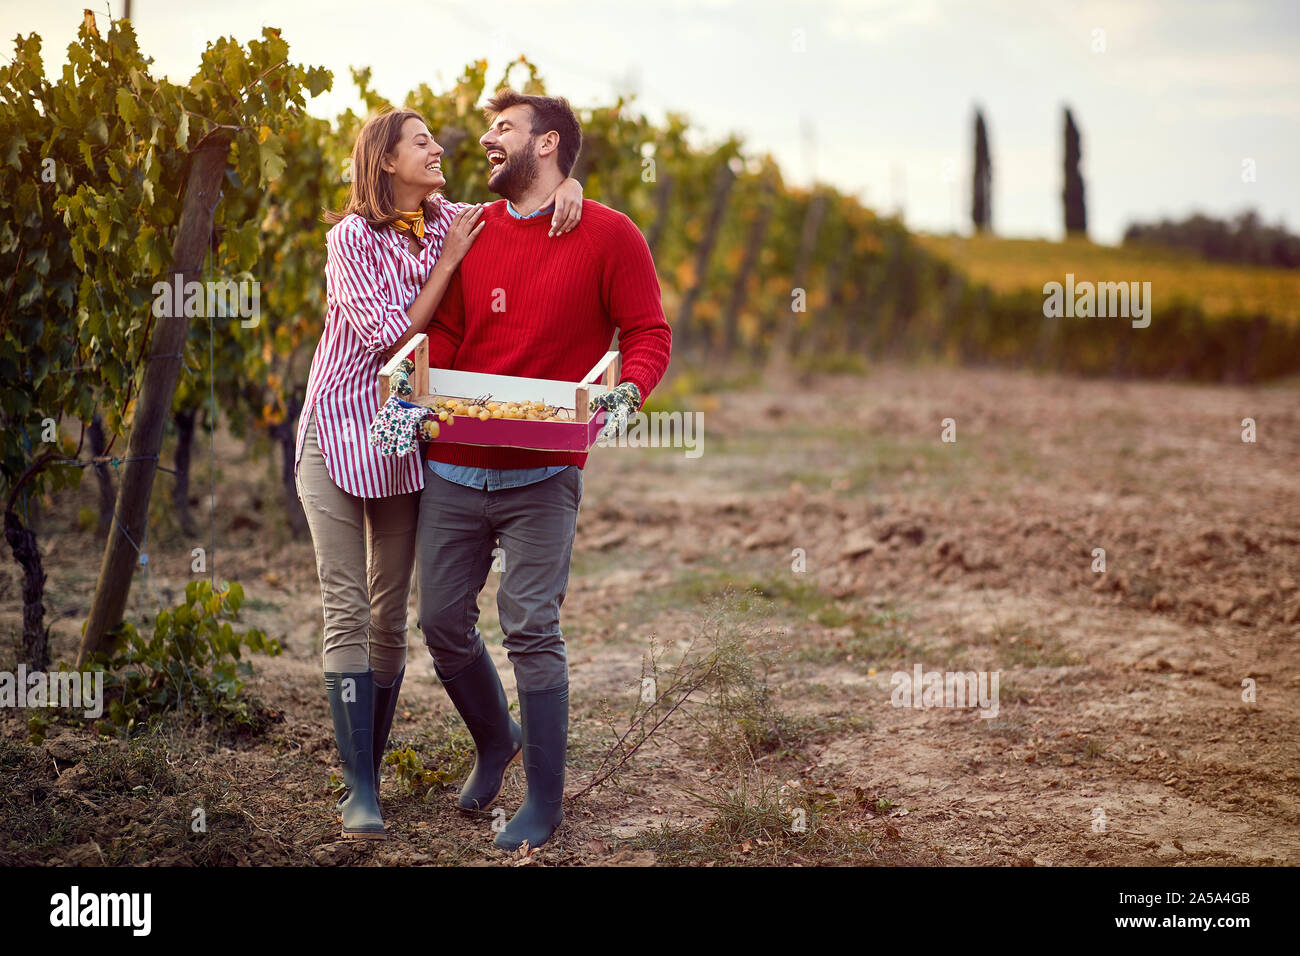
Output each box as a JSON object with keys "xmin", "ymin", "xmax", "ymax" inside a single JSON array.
[
  {"xmin": 674, "ymin": 260, "xmax": 697, "ymax": 290},
  {"xmin": 258, "ymin": 125, "xmax": 271, "ymax": 144}
]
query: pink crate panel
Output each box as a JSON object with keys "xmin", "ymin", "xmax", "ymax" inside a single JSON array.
[{"xmin": 430, "ymin": 409, "xmax": 607, "ymax": 452}]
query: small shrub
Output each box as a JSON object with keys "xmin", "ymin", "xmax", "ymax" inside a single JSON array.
[
  {"xmin": 88, "ymin": 579, "xmax": 281, "ymax": 736},
  {"xmin": 385, "ymin": 746, "xmax": 459, "ymax": 803}
]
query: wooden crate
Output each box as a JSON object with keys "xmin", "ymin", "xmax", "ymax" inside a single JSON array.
[{"xmin": 377, "ymin": 333, "xmax": 620, "ymax": 452}]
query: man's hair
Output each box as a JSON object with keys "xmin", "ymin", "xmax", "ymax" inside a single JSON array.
[{"xmin": 484, "ymin": 89, "xmax": 583, "ymax": 177}]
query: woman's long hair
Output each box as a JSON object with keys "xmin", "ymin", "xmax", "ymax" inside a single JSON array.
[{"xmin": 323, "ymin": 108, "xmax": 443, "ymax": 231}]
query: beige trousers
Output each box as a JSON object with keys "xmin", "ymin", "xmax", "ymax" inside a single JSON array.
[{"xmin": 296, "ymin": 411, "xmax": 420, "ymax": 681}]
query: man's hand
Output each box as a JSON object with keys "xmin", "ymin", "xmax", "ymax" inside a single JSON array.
[{"xmin": 590, "ymin": 381, "xmax": 641, "ymax": 442}]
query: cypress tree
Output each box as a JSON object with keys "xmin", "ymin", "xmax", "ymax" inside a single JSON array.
[
  {"xmin": 1064, "ymin": 107, "xmax": 1087, "ymax": 235},
  {"xmin": 972, "ymin": 109, "xmax": 991, "ymax": 232}
]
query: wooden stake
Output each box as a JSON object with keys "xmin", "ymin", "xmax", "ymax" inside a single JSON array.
[{"xmin": 77, "ymin": 131, "xmax": 234, "ymax": 667}]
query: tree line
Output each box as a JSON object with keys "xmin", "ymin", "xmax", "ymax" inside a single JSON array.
[{"xmin": 1123, "ymin": 210, "xmax": 1300, "ymax": 269}]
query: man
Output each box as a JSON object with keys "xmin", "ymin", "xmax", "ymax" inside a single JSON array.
[{"xmin": 417, "ymin": 90, "xmax": 672, "ymax": 851}]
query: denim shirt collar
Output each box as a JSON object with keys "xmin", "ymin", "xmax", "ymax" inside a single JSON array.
[{"xmin": 506, "ymin": 200, "xmax": 555, "ymax": 220}]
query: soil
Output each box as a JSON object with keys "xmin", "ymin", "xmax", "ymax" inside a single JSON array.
[{"xmin": 2, "ymin": 363, "xmax": 1297, "ymax": 866}]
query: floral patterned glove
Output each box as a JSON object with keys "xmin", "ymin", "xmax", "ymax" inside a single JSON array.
[
  {"xmin": 370, "ymin": 396, "xmax": 439, "ymax": 457},
  {"xmin": 589, "ymin": 381, "xmax": 641, "ymax": 442}
]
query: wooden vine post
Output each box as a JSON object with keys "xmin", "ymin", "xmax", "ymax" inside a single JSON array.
[
  {"xmin": 768, "ymin": 191, "xmax": 827, "ymax": 372},
  {"xmin": 76, "ymin": 130, "xmax": 234, "ymax": 667},
  {"xmin": 676, "ymin": 161, "xmax": 735, "ymax": 353},
  {"xmin": 716, "ymin": 172, "xmax": 775, "ymax": 364}
]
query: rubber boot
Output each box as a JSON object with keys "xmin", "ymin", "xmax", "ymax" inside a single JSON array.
[
  {"xmin": 494, "ymin": 682, "xmax": 567, "ymax": 851},
  {"xmin": 325, "ymin": 671, "xmax": 385, "ymax": 840},
  {"xmin": 439, "ymin": 647, "xmax": 522, "ymax": 811},
  {"xmin": 372, "ymin": 668, "xmax": 405, "ymax": 790}
]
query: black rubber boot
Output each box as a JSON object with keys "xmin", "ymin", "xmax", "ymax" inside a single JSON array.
[
  {"xmin": 372, "ymin": 668, "xmax": 405, "ymax": 791},
  {"xmin": 494, "ymin": 682, "xmax": 567, "ymax": 851},
  {"xmin": 325, "ymin": 671, "xmax": 385, "ymax": 840},
  {"xmin": 439, "ymin": 647, "xmax": 522, "ymax": 811}
]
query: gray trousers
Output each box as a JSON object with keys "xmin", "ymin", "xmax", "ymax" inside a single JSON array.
[{"xmin": 416, "ymin": 466, "xmax": 582, "ymax": 692}]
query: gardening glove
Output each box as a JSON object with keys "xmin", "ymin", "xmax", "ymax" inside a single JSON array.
[
  {"xmin": 589, "ymin": 381, "xmax": 641, "ymax": 442},
  {"xmin": 370, "ymin": 396, "xmax": 439, "ymax": 457}
]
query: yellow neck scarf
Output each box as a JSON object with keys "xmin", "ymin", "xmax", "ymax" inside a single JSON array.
[{"xmin": 392, "ymin": 206, "xmax": 426, "ymax": 240}]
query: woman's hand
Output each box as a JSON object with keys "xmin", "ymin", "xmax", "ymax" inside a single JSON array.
[
  {"xmin": 439, "ymin": 204, "xmax": 486, "ymax": 269},
  {"xmin": 547, "ymin": 178, "xmax": 584, "ymax": 236}
]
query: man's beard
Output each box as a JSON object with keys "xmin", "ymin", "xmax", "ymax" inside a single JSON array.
[{"xmin": 488, "ymin": 142, "xmax": 539, "ymax": 202}]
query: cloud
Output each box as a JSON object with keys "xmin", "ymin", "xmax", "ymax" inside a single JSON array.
[{"xmin": 822, "ymin": 0, "xmax": 945, "ymax": 45}]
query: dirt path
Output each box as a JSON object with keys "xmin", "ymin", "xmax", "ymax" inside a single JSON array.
[{"xmin": 3, "ymin": 364, "xmax": 1297, "ymax": 865}]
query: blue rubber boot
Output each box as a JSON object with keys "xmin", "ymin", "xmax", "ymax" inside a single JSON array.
[
  {"xmin": 325, "ymin": 671, "xmax": 385, "ymax": 840},
  {"xmin": 494, "ymin": 682, "xmax": 567, "ymax": 851},
  {"xmin": 439, "ymin": 647, "xmax": 522, "ymax": 811},
  {"xmin": 373, "ymin": 668, "xmax": 405, "ymax": 790}
]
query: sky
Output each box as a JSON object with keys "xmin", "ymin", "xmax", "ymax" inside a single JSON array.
[{"xmin": 3, "ymin": 0, "xmax": 1298, "ymax": 244}]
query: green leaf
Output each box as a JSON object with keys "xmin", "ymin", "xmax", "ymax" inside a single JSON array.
[
  {"xmin": 88, "ymin": 114, "xmax": 109, "ymax": 145},
  {"xmin": 257, "ymin": 135, "xmax": 286, "ymax": 185},
  {"xmin": 114, "ymin": 87, "xmax": 139, "ymax": 126},
  {"xmin": 305, "ymin": 66, "xmax": 332, "ymax": 98},
  {"xmin": 5, "ymin": 134, "xmax": 25, "ymax": 170}
]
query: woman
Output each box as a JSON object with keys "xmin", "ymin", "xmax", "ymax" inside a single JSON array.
[{"xmin": 296, "ymin": 108, "xmax": 582, "ymax": 840}]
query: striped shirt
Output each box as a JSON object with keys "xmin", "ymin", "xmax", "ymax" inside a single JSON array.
[{"xmin": 295, "ymin": 199, "xmax": 470, "ymax": 499}]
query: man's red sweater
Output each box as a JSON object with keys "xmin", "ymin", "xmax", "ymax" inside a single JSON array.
[{"xmin": 423, "ymin": 199, "xmax": 672, "ymax": 470}]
